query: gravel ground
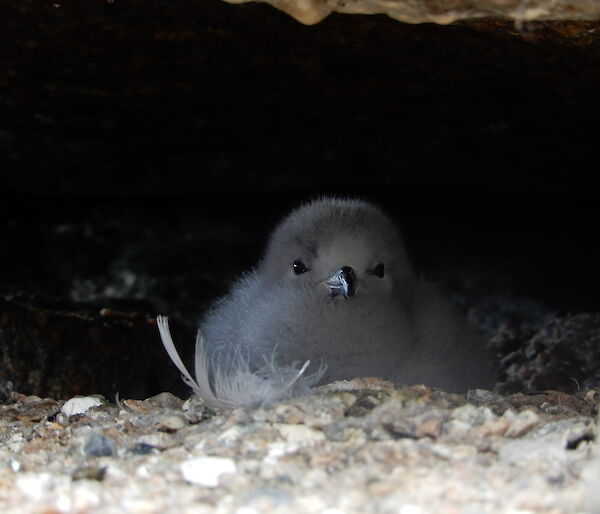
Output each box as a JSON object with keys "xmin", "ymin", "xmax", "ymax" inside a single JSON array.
[{"xmin": 0, "ymin": 375, "xmax": 597, "ymax": 513}]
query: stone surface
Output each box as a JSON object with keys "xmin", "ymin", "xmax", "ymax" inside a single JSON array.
[
  {"xmin": 0, "ymin": 297, "xmax": 189, "ymax": 399},
  {"xmin": 492, "ymin": 313, "xmax": 600, "ymax": 394},
  {"xmin": 181, "ymin": 456, "xmax": 237, "ymax": 486},
  {"xmin": 0, "ymin": 382, "xmax": 596, "ymax": 513},
  {"xmin": 83, "ymin": 433, "xmax": 117, "ymax": 458},
  {"xmin": 226, "ymin": 0, "xmax": 600, "ymax": 26},
  {"xmin": 61, "ymin": 396, "xmax": 104, "ymax": 417}
]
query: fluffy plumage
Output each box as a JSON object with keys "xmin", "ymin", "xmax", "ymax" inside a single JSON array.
[{"xmin": 158, "ymin": 197, "xmax": 494, "ymax": 408}]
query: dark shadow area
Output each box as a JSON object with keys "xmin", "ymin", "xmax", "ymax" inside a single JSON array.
[{"xmin": 1, "ymin": 0, "xmax": 599, "ymax": 398}]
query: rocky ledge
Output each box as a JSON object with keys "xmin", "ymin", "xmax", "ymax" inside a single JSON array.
[{"xmin": 225, "ymin": 0, "xmax": 600, "ymax": 29}]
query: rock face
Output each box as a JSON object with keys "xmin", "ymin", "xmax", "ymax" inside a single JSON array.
[
  {"xmin": 493, "ymin": 313, "xmax": 600, "ymax": 394},
  {"xmin": 225, "ymin": 0, "xmax": 600, "ymax": 26},
  {"xmin": 0, "ymin": 298, "xmax": 188, "ymax": 399}
]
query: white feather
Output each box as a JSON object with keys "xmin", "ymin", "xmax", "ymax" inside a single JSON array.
[{"xmin": 156, "ymin": 315, "xmax": 324, "ymax": 408}]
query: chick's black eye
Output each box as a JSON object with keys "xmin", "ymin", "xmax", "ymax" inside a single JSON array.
[
  {"xmin": 374, "ymin": 263, "xmax": 385, "ymax": 278},
  {"xmin": 292, "ymin": 259, "xmax": 309, "ymax": 275}
]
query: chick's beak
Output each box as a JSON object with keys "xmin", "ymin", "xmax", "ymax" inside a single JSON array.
[{"xmin": 322, "ymin": 266, "xmax": 356, "ymax": 299}]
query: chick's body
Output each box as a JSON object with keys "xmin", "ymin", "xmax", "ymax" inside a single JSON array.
[{"xmin": 200, "ymin": 198, "xmax": 494, "ymax": 394}]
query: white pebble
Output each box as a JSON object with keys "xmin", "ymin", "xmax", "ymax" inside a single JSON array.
[
  {"xmin": 400, "ymin": 505, "xmax": 423, "ymax": 514},
  {"xmin": 56, "ymin": 493, "xmax": 72, "ymax": 512},
  {"xmin": 17, "ymin": 473, "xmax": 52, "ymax": 500},
  {"xmin": 181, "ymin": 457, "xmax": 236, "ymax": 487},
  {"xmin": 61, "ymin": 396, "xmax": 103, "ymax": 417}
]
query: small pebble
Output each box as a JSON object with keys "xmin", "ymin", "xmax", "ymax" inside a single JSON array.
[
  {"xmin": 146, "ymin": 392, "xmax": 184, "ymax": 409},
  {"xmin": 72, "ymin": 465, "xmax": 106, "ymax": 481},
  {"xmin": 182, "ymin": 396, "xmax": 208, "ymax": 423},
  {"xmin": 55, "ymin": 412, "xmax": 69, "ymax": 426},
  {"xmin": 0, "ymin": 380, "xmax": 14, "ymax": 403},
  {"xmin": 130, "ymin": 442, "xmax": 157, "ymax": 455},
  {"xmin": 505, "ymin": 409, "xmax": 541, "ymax": 438},
  {"xmin": 62, "ymin": 396, "xmax": 103, "ymax": 417},
  {"xmin": 181, "ymin": 457, "xmax": 237, "ymax": 486},
  {"xmin": 138, "ymin": 432, "xmax": 178, "ymax": 450},
  {"xmin": 158, "ymin": 414, "xmax": 188, "ymax": 431},
  {"xmin": 84, "ymin": 433, "xmax": 116, "ymax": 457}
]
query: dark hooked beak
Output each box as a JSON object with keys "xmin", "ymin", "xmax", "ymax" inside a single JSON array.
[{"xmin": 322, "ymin": 266, "xmax": 356, "ymax": 299}]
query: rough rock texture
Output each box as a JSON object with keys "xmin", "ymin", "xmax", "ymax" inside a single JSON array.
[
  {"xmin": 0, "ymin": 297, "xmax": 189, "ymax": 399},
  {"xmin": 227, "ymin": 0, "xmax": 600, "ymax": 26},
  {"xmin": 492, "ymin": 313, "xmax": 600, "ymax": 394},
  {"xmin": 0, "ymin": 382, "xmax": 596, "ymax": 513}
]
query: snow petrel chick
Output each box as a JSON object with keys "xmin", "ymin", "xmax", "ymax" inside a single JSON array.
[{"xmin": 158, "ymin": 197, "xmax": 494, "ymax": 407}]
